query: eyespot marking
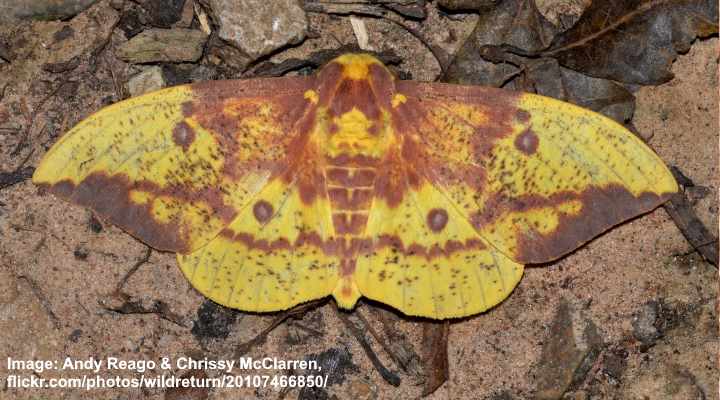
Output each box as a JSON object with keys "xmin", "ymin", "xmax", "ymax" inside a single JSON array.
[
  {"xmin": 427, "ymin": 208, "xmax": 449, "ymax": 232},
  {"xmin": 253, "ymin": 200, "xmax": 273, "ymax": 223}
]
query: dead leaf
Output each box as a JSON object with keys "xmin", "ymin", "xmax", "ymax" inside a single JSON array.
[
  {"xmin": 544, "ymin": 0, "xmax": 719, "ymax": 84},
  {"xmin": 421, "ymin": 321, "xmax": 449, "ymax": 396},
  {"xmin": 444, "ymin": 0, "xmax": 558, "ymax": 86}
]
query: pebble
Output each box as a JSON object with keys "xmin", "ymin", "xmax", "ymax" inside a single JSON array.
[
  {"xmin": 206, "ymin": 0, "xmax": 307, "ymax": 60},
  {"xmin": 0, "ymin": 0, "xmax": 98, "ymax": 23},
  {"xmin": 631, "ymin": 301, "xmax": 661, "ymax": 349},
  {"xmin": 126, "ymin": 66, "xmax": 167, "ymax": 96},
  {"xmin": 116, "ymin": 28, "xmax": 208, "ymax": 63}
]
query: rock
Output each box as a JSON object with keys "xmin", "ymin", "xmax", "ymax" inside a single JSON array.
[
  {"xmin": 45, "ymin": 4, "xmax": 119, "ymax": 66},
  {"xmin": 205, "ymin": 34, "xmax": 252, "ymax": 74},
  {"xmin": 137, "ymin": 0, "xmax": 186, "ymax": 28},
  {"xmin": 116, "ymin": 28, "xmax": 208, "ymax": 63},
  {"xmin": 190, "ymin": 300, "xmax": 238, "ymax": 341},
  {"xmin": 206, "ymin": 0, "xmax": 307, "ymax": 60},
  {"xmin": 298, "ymin": 347, "xmax": 359, "ymax": 400},
  {"xmin": 0, "ymin": 0, "xmax": 99, "ymax": 23},
  {"xmin": 437, "ymin": 0, "xmax": 499, "ymax": 11},
  {"xmin": 1, "ymin": 2, "xmax": 118, "ymax": 91},
  {"xmin": 126, "ymin": 66, "xmax": 167, "ymax": 96},
  {"xmin": 385, "ymin": 2, "xmax": 426, "ymax": 20},
  {"xmin": 534, "ymin": 0, "xmax": 589, "ymax": 29},
  {"xmin": 162, "ymin": 64, "xmax": 218, "ymax": 85},
  {"xmin": 631, "ymin": 301, "xmax": 661, "ymax": 349},
  {"xmin": 535, "ymin": 298, "xmax": 604, "ymax": 400}
]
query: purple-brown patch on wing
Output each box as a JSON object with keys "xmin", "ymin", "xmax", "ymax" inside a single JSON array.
[
  {"xmin": 222, "ymin": 230, "xmax": 291, "ymax": 253},
  {"xmin": 41, "ymin": 173, "xmax": 190, "ymax": 253},
  {"xmin": 393, "ymin": 82, "xmax": 522, "ymax": 189},
  {"xmin": 388, "ymin": 93, "xmax": 488, "ymax": 193},
  {"xmin": 253, "ymin": 200, "xmax": 273, "ymax": 223},
  {"xmin": 427, "ymin": 208, "xmax": 449, "ymax": 232},
  {"xmin": 172, "ymin": 121, "xmax": 196, "ymax": 151},
  {"xmin": 515, "ymin": 109, "xmax": 530, "ymax": 123},
  {"xmin": 373, "ymin": 164, "xmax": 407, "ymax": 209},
  {"xmin": 183, "ymin": 78, "xmax": 316, "ymax": 182},
  {"xmin": 294, "ymin": 160, "xmax": 326, "ymax": 205},
  {"xmin": 221, "ymin": 228, "xmax": 340, "ymax": 259},
  {"xmin": 514, "ymin": 128, "xmax": 539, "ymax": 155},
  {"xmin": 472, "ymin": 184, "xmax": 674, "ymax": 264},
  {"xmin": 375, "ymin": 234, "xmax": 486, "ymax": 259}
]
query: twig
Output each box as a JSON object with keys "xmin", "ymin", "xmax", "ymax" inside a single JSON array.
[
  {"xmin": 18, "ymin": 275, "xmax": 61, "ymax": 329},
  {"xmin": 379, "ymin": 16, "xmax": 451, "ymax": 75},
  {"xmin": 9, "ymin": 78, "xmax": 71, "ymax": 156},
  {"xmin": 663, "ymin": 166, "xmax": 718, "ymax": 267},
  {"xmin": 0, "ymin": 166, "xmax": 34, "ymax": 190},
  {"xmin": 116, "ymin": 246, "xmax": 152, "ymax": 293},
  {"xmin": 664, "ymin": 193, "xmax": 718, "ymax": 267},
  {"xmin": 355, "ymin": 307, "xmax": 408, "ymax": 372},
  {"xmin": 233, "ymin": 299, "xmax": 328, "ymax": 357},
  {"xmin": 334, "ymin": 308, "xmax": 401, "ymax": 386},
  {"xmin": 100, "ymin": 292, "xmax": 189, "ymax": 328}
]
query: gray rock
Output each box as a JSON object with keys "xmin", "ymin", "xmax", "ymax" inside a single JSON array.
[
  {"xmin": 126, "ymin": 66, "xmax": 167, "ymax": 96},
  {"xmin": 632, "ymin": 301, "xmax": 661, "ymax": 349},
  {"xmin": 0, "ymin": 0, "xmax": 98, "ymax": 23},
  {"xmin": 206, "ymin": 0, "xmax": 307, "ymax": 60},
  {"xmin": 535, "ymin": 298, "xmax": 604, "ymax": 400},
  {"xmin": 116, "ymin": 28, "xmax": 208, "ymax": 63}
]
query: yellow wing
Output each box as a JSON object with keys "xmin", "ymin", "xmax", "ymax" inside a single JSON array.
[
  {"xmin": 177, "ymin": 177, "xmax": 339, "ymax": 312},
  {"xmin": 392, "ymin": 81, "xmax": 678, "ymax": 264},
  {"xmin": 355, "ymin": 173, "xmax": 524, "ymax": 319},
  {"xmin": 32, "ymin": 78, "xmax": 316, "ymax": 253},
  {"xmin": 353, "ymin": 80, "xmax": 677, "ymax": 319}
]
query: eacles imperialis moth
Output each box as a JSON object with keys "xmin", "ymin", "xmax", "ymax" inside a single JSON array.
[{"xmin": 33, "ymin": 53, "xmax": 678, "ymax": 319}]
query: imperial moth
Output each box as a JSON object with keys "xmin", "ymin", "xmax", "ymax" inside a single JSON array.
[{"xmin": 33, "ymin": 53, "xmax": 678, "ymax": 319}]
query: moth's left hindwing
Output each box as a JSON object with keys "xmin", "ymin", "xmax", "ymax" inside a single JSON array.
[{"xmin": 33, "ymin": 77, "xmax": 316, "ymax": 253}]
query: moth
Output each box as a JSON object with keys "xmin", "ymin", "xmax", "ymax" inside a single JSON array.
[{"xmin": 33, "ymin": 53, "xmax": 678, "ymax": 319}]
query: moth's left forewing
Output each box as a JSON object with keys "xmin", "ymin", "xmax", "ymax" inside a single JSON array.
[
  {"xmin": 393, "ymin": 81, "xmax": 678, "ymax": 265},
  {"xmin": 33, "ymin": 77, "xmax": 317, "ymax": 254}
]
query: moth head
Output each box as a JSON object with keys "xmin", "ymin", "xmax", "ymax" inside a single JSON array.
[{"xmin": 312, "ymin": 53, "xmax": 399, "ymax": 158}]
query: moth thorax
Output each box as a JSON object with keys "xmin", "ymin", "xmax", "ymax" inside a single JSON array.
[{"xmin": 319, "ymin": 107, "xmax": 393, "ymax": 158}]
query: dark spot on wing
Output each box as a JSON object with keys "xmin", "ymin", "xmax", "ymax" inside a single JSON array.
[
  {"xmin": 514, "ymin": 128, "xmax": 539, "ymax": 155},
  {"xmin": 427, "ymin": 208, "xmax": 449, "ymax": 232},
  {"xmin": 172, "ymin": 121, "xmax": 196, "ymax": 151},
  {"xmin": 253, "ymin": 200, "xmax": 274, "ymax": 223}
]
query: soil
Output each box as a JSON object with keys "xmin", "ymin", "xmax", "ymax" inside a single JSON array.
[{"xmin": 0, "ymin": 2, "xmax": 716, "ymax": 399}]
